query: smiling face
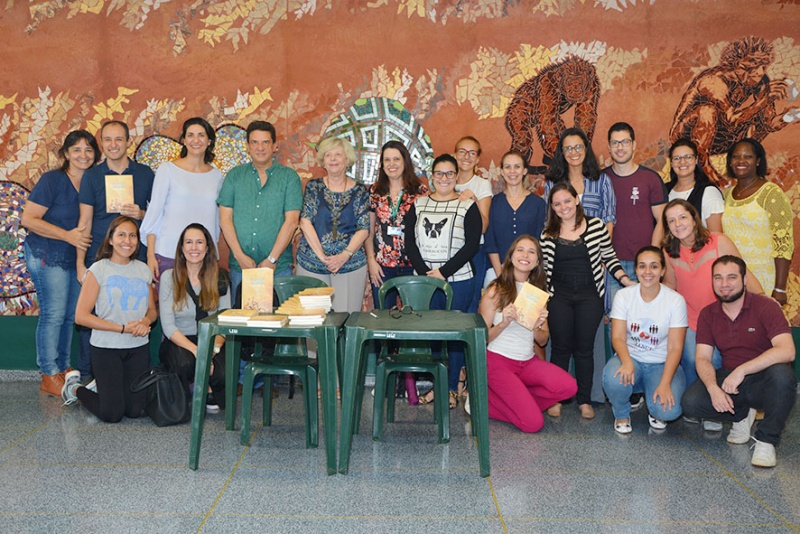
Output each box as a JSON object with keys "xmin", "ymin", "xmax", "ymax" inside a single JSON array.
[
  {"xmin": 635, "ymin": 250, "xmax": 664, "ymax": 289},
  {"xmin": 322, "ymin": 145, "xmax": 347, "ymax": 177},
  {"xmin": 712, "ymin": 261, "xmax": 746, "ymax": 303},
  {"xmin": 181, "ymin": 228, "xmax": 208, "ymax": 267},
  {"xmin": 730, "ymin": 142, "xmax": 759, "ymax": 181},
  {"xmin": 382, "ymin": 148, "xmax": 405, "ymax": 181},
  {"xmin": 65, "ymin": 138, "xmax": 96, "ymax": 173},
  {"xmin": 550, "ymin": 189, "xmax": 580, "ymax": 222},
  {"xmin": 100, "ymin": 123, "xmax": 131, "ymax": 165},
  {"xmin": 109, "ymin": 220, "xmax": 139, "ymax": 262},
  {"xmin": 608, "ymin": 130, "xmax": 635, "ymax": 165},
  {"xmin": 501, "ymin": 154, "xmax": 528, "ymax": 187},
  {"xmin": 455, "ymin": 139, "xmax": 480, "ymax": 173},
  {"xmin": 432, "ymin": 160, "xmax": 458, "ymax": 196},
  {"xmin": 664, "ymin": 204, "xmax": 696, "ymax": 244},
  {"xmin": 183, "ymin": 125, "xmax": 211, "ymax": 157},
  {"xmin": 510, "ymin": 238, "xmax": 539, "ymax": 276},
  {"xmin": 562, "ymin": 134, "xmax": 586, "ymax": 169},
  {"xmin": 248, "ymin": 129, "xmax": 276, "ymax": 167},
  {"xmin": 670, "ymin": 146, "xmax": 697, "ymax": 181}
]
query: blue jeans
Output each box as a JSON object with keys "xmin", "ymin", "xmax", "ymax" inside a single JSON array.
[
  {"xmin": 607, "ymin": 259, "xmax": 637, "ymax": 308},
  {"xmin": 431, "ymin": 278, "xmax": 473, "ymax": 392},
  {"xmin": 466, "ymin": 244, "xmax": 486, "ymax": 314},
  {"xmin": 25, "ymin": 243, "xmax": 81, "ymax": 376},
  {"xmin": 680, "ymin": 327, "xmax": 722, "ymax": 387},
  {"xmin": 602, "ymin": 356, "xmax": 686, "ymax": 421},
  {"xmin": 371, "ymin": 265, "xmax": 415, "ymax": 310}
]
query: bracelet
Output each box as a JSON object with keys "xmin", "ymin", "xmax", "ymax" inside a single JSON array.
[
  {"xmin": 120, "ymin": 324, "xmax": 125, "ymax": 334},
  {"xmin": 773, "ymin": 287, "xmax": 786, "ymax": 294},
  {"xmin": 343, "ymin": 249, "xmax": 354, "ymax": 257}
]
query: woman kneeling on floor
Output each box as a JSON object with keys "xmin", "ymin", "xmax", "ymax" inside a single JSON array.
[
  {"xmin": 602, "ymin": 246, "xmax": 688, "ymax": 434},
  {"xmin": 478, "ymin": 234, "xmax": 577, "ymax": 432},
  {"xmin": 64, "ymin": 216, "xmax": 157, "ymax": 422}
]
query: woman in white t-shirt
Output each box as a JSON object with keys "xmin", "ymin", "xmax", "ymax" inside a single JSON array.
[
  {"xmin": 602, "ymin": 246, "xmax": 688, "ymax": 434},
  {"xmin": 666, "ymin": 138, "xmax": 724, "ymax": 233}
]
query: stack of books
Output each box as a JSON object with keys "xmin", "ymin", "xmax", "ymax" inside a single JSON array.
[
  {"xmin": 217, "ymin": 309, "xmax": 257, "ymax": 324},
  {"xmin": 297, "ymin": 287, "xmax": 334, "ymax": 312},
  {"xmin": 275, "ymin": 287, "xmax": 334, "ymax": 326},
  {"xmin": 245, "ymin": 314, "xmax": 289, "ymax": 327}
]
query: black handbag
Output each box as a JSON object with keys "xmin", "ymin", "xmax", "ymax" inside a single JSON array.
[{"xmin": 131, "ymin": 366, "xmax": 191, "ymax": 427}]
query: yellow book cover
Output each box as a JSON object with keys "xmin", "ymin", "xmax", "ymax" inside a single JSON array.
[
  {"xmin": 513, "ymin": 282, "xmax": 550, "ymax": 330},
  {"xmin": 299, "ymin": 287, "xmax": 335, "ymax": 296},
  {"xmin": 105, "ymin": 174, "xmax": 134, "ymax": 213},
  {"xmin": 242, "ymin": 268, "xmax": 274, "ymax": 313},
  {"xmin": 217, "ymin": 309, "xmax": 257, "ymax": 323}
]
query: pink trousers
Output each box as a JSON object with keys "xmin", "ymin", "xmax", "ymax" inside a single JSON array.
[{"xmin": 487, "ymin": 349, "xmax": 577, "ymax": 433}]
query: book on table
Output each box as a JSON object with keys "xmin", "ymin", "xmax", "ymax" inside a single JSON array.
[
  {"xmin": 513, "ymin": 282, "xmax": 550, "ymax": 330},
  {"xmin": 298, "ymin": 287, "xmax": 334, "ymax": 311},
  {"xmin": 245, "ymin": 314, "xmax": 289, "ymax": 327},
  {"xmin": 242, "ymin": 268, "xmax": 274, "ymax": 313},
  {"xmin": 217, "ymin": 309, "xmax": 257, "ymax": 324},
  {"xmin": 105, "ymin": 174, "xmax": 134, "ymax": 213}
]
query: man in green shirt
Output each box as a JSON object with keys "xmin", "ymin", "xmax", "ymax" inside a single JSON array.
[{"xmin": 218, "ymin": 121, "xmax": 303, "ymax": 296}]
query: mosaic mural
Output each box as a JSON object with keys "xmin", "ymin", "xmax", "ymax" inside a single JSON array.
[{"xmin": 1, "ymin": 0, "xmax": 798, "ymax": 323}]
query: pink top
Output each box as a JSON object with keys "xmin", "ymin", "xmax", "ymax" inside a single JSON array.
[{"xmin": 669, "ymin": 233, "xmax": 720, "ymax": 331}]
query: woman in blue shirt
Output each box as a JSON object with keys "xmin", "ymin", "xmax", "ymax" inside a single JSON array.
[{"xmin": 21, "ymin": 130, "xmax": 100, "ymax": 397}]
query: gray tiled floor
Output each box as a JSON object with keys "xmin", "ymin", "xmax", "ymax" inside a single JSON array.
[{"xmin": 1, "ymin": 376, "xmax": 798, "ymax": 533}]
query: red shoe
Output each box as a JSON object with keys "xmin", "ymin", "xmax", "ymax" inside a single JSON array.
[{"xmin": 40, "ymin": 373, "xmax": 66, "ymax": 397}]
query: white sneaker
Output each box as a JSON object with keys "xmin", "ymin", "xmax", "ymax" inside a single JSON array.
[
  {"xmin": 85, "ymin": 379, "xmax": 97, "ymax": 393},
  {"xmin": 750, "ymin": 439, "xmax": 776, "ymax": 467},
  {"xmin": 703, "ymin": 420, "xmax": 723, "ymax": 432},
  {"xmin": 61, "ymin": 370, "xmax": 81, "ymax": 405},
  {"xmin": 727, "ymin": 408, "xmax": 757, "ymax": 444},
  {"xmin": 648, "ymin": 414, "xmax": 667, "ymax": 430}
]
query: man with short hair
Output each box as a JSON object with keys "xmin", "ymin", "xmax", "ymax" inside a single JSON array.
[
  {"xmin": 603, "ymin": 122, "xmax": 668, "ymax": 300},
  {"xmin": 217, "ymin": 120, "xmax": 302, "ymax": 297},
  {"xmin": 76, "ymin": 120, "xmax": 155, "ymax": 379},
  {"xmin": 682, "ymin": 255, "xmax": 796, "ymax": 467}
]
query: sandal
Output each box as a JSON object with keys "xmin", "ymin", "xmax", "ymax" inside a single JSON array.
[
  {"xmin": 418, "ymin": 390, "xmax": 434, "ymax": 405},
  {"xmin": 457, "ymin": 368, "xmax": 468, "ymax": 399},
  {"xmin": 579, "ymin": 403, "xmax": 595, "ymax": 420},
  {"xmin": 449, "ymin": 391, "xmax": 459, "ymax": 410}
]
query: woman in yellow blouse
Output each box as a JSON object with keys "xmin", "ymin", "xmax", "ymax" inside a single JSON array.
[{"xmin": 722, "ymin": 138, "xmax": 794, "ymax": 306}]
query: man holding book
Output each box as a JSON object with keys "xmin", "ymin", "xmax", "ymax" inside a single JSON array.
[
  {"xmin": 218, "ymin": 121, "xmax": 302, "ymax": 297},
  {"xmin": 75, "ymin": 120, "xmax": 155, "ymax": 379}
]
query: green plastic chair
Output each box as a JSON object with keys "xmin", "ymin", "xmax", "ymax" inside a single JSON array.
[
  {"xmin": 372, "ymin": 275, "xmax": 453, "ymax": 443},
  {"xmin": 240, "ymin": 275, "xmax": 326, "ymax": 448}
]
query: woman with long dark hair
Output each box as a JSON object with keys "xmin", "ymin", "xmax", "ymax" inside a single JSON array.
[
  {"xmin": 140, "ymin": 117, "xmax": 223, "ymax": 281},
  {"xmin": 158, "ymin": 223, "xmax": 230, "ymax": 412},
  {"xmin": 21, "ymin": 129, "xmax": 100, "ymax": 397},
  {"xmin": 540, "ymin": 182, "xmax": 633, "ymax": 419},
  {"xmin": 478, "ymin": 234, "xmax": 576, "ymax": 432},
  {"xmin": 666, "ymin": 138, "xmax": 724, "ymax": 233},
  {"xmin": 63, "ymin": 216, "xmax": 156, "ymax": 422}
]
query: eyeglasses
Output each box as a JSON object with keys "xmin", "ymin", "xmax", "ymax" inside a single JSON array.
[
  {"xmin": 432, "ymin": 170, "xmax": 456, "ymax": 179},
  {"xmin": 456, "ymin": 149, "xmax": 478, "ymax": 158},
  {"xmin": 563, "ymin": 144, "xmax": 585, "ymax": 154},
  {"xmin": 609, "ymin": 139, "xmax": 633, "ymax": 148},
  {"xmin": 671, "ymin": 154, "xmax": 696, "ymax": 163},
  {"xmin": 390, "ymin": 305, "xmax": 421, "ymax": 319}
]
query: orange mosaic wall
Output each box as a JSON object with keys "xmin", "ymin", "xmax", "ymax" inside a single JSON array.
[{"xmin": 1, "ymin": 0, "xmax": 798, "ymax": 323}]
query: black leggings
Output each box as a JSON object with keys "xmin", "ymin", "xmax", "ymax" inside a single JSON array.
[
  {"xmin": 76, "ymin": 345, "xmax": 149, "ymax": 423},
  {"xmin": 159, "ymin": 336, "xmax": 226, "ymax": 409}
]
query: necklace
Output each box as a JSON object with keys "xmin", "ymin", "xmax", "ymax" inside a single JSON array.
[
  {"xmin": 324, "ymin": 180, "xmax": 349, "ymax": 240},
  {"xmin": 734, "ymin": 178, "xmax": 762, "ymax": 199}
]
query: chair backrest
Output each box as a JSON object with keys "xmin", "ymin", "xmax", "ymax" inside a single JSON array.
[
  {"xmin": 378, "ymin": 275, "xmax": 453, "ymax": 311},
  {"xmin": 274, "ymin": 275, "xmax": 327, "ymax": 305}
]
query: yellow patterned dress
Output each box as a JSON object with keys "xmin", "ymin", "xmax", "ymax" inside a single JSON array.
[{"xmin": 722, "ymin": 182, "xmax": 794, "ymax": 294}]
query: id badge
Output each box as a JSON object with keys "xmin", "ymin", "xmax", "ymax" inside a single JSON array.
[{"xmin": 387, "ymin": 225, "xmax": 403, "ymax": 236}]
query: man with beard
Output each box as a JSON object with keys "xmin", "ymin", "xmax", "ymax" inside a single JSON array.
[{"xmin": 682, "ymin": 255, "xmax": 795, "ymax": 467}]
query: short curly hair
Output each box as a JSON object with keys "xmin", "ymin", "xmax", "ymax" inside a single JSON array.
[{"xmin": 720, "ymin": 36, "xmax": 773, "ymax": 68}]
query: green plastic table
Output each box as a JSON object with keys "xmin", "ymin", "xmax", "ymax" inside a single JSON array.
[
  {"xmin": 188, "ymin": 312, "xmax": 348, "ymax": 475},
  {"xmin": 338, "ymin": 310, "xmax": 490, "ymax": 476}
]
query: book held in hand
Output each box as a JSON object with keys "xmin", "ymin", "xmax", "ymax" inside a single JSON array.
[
  {"xmin": 105, "ymin": 174, "xmax": 134, "ymax": 213},
  {"xmin": 513, "ymin": 282, "xmax": 550, "ymax": 330}
]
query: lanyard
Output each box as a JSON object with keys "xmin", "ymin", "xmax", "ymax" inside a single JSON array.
[{"xmin": 387, "ymin": 189, "xmax": 404, "ymax": 222}]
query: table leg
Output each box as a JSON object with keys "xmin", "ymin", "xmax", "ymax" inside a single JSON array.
[
  {"xmin": 189, "ymin": 322, "xmax": 214, "ymax": 470},
  {"xmin": 225, "ymin": 338, "xmax": 242, "ymax": 431},
  {"xmin": 317, "ymin": 327, "xmax": 339, "ymax": 475},
  {"xmin": 467, "ymin": 328, "xmax": 490, "ymax": 477},
  {"xmin": 338, "ymin": 327, "xmax": 365, "ymax": 474}
]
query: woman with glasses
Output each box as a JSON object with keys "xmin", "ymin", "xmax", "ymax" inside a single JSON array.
[
  {"xmin": 540, "ymin": 183, "xmax": 633, "ymax": 419},
  {"xmin": 722, "ymin": 138, "xmax": 793, "ymax": 306},
  {"xmin": 666, "ymin": 139, "xmax": 724, "ymax": 233},
  {"xmin": 405, "ymin": 154, "xmax": 481, "ymax": 409},
  {"xmin": 453, "ymin": 136, "xmax": 492, "ymax": 313}
]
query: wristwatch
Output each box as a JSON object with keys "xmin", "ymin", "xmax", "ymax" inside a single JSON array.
[
  {"xmin": 213, "ymin": 346, "xmax": 221, "ymax": 355},
  {"xmin": 267, "ymin": 255, "xmax": 277, "ymax": 264}
]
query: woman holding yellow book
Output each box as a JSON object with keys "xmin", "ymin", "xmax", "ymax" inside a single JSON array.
[{"xmin": 478, "ymin": 235, "xmax": 576, "ymax": 432}]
